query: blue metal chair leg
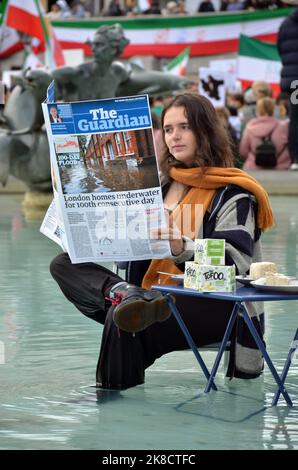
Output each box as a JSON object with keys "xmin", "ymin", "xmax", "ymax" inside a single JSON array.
[
  {"xmin": 272, "ymin": 328, "xmax": 298, "ymax": 406},
  {"xmin": 205, "ymin": 302, "xmax": 239, "ymax": 393},
  {"xmin": 165, "ymin": 294, "xmax": 217, "ymax": 391},
  {"xmin": 241, "ymin": 306, "xmax": 293, "ymax": 407}
]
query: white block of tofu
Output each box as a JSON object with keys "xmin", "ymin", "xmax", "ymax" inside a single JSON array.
[
  {"xmin": 249, "ymin": 262, "xmax": 277, "ymax": 280},
  {"xmin": 265, "ymin": 273, "xmax": 291, "ymax": 286}
]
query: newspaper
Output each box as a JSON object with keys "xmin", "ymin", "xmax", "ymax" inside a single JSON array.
[{"xmin": 40, "ymin": 92, "xmax": 171, "ymax": 263}]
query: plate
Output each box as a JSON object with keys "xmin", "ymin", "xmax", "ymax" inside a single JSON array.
[
  {"xmin": 235, "ymin": 275, "xmax": 254, "ymax": 286},
  {"xmin": 251, "ymin": 278, "xmax": 298, "ymax": 294},
  {"xmin": 157, "ymin": 272, "xmax": 185, "ymax": 284}
]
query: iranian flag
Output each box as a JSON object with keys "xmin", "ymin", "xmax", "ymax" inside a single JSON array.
[
  {"xmin": 5, "ymin": 0, "xmax": 65, "ymax": 68},
  {"xmin": 237, "ymin": 34, "xmax": 281, "ymax": 96},
  {"xmin": 52, "ymin": 8, "xmax": 290, "ymax": 59},
  {"xmin": 0, "ymin": 0, "xmax": 22, "ymax": 58},
  {"xmin": 164, "ymin": 47, "xmax": 190, "ymax": 76}
]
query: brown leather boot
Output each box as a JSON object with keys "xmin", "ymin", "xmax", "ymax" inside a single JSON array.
[{"xmin": 108, "ymin": 282, "xmax": 172, "ymax": 333}]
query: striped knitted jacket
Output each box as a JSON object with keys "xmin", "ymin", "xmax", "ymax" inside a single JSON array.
[
  {"xmin": 170, "ymin": 184, "xmax": 265, "ymax": 379},
  {"xmin": 203, "ymin": 184, "xmax": 264, "ymax": 379}
]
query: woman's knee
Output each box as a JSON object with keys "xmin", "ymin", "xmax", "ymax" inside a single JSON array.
[{"xmin": 49, "ymin": 252, "xmax": 71, "ymax": 280}]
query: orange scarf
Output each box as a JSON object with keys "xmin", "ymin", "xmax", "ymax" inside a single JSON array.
[{"xmin": 142, "ymin": 167, "xmax": 274, "ymax": 289}]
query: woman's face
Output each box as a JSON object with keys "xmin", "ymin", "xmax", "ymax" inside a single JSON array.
[{"xmin": 163, "ymin": 105, "xmax": 197, "ymax": 167}]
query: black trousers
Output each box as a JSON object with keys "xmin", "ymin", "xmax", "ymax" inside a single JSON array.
[{"xmin": 50, "ymin": 253, "xmax": 235, "ymax": 390}]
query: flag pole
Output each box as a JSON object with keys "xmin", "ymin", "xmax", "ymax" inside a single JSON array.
[
  {"xmin": 33, "ymin": 0, "xmax": 54, "ymax": 69},
  {"xmin": 0, "ymin": 1, "xmax": 9, "ymax": 52},
  {"xmin": 0, "ymin": 0, "xmax": 9, "ymax": 76}
]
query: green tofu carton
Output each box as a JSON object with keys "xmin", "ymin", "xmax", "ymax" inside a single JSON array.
[
  {"xmin": 198, "ymin": 264, "xmax": 236, "ymax": 292},
  {"xmin": 184, "ymin": 262, "xmax": 201, "ymax": 290},
  {"xmin": 184, "ymin": 262, "xmax": 235, "ymax": 292},
  {"xmin": 194, "ymin": 238, "xmax": 225, "ymax": 266}
]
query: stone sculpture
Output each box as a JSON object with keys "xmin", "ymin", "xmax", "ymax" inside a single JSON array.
[{"xmin": 0, "ymin": 69, "xmax": 52, "ymax": 191}]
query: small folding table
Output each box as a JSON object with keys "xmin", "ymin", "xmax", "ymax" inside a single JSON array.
[{"xmin": 151, "ymin": 285, "xmax": 298, "ymax": 406}]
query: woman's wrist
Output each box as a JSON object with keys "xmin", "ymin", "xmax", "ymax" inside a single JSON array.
[
  {"xmin": 170, "ymin": 236, "xmax": 194, "ymax": 262},
  {"xmin": 170, "ymin": 239, "xmax": 184, "ymax": 256}
]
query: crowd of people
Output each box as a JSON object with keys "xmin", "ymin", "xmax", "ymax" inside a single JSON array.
[
  {"xmin": 198, "ymin": 0, "xmax": 286, "ymax": 13},
  {"xmin": 151, "ymin": 80, "xmax": 293, "ymax": 171},
  {"xmin": 228, "ymin": 82, "xmax": 293, "ymax": 170},
  {"xmin": 46, "ymin": 0, "xmax": 90, "ymax": 18},
  {"xmin": 46, "ymin": 0, "xmax": 291, "ymax": 18}
]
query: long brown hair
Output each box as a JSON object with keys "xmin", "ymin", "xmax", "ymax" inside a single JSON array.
[{"xmin": 159, "ymin": 93, "xmax": 234, "ymax": 178}]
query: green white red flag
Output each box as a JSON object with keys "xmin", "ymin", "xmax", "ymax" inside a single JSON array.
[
  {"xmin": 164, "ymin": 47, "xmax": 190, "ymax": 76},
  {"xmin": 237, "ymin": 34, "xmax": 281, "ymax": 96},
  {"xmin": 0, "ymin": 0, "xmax": 22, "ymax": 58},
  {"xmin": 51, "ymin": 8, "xmax": 290, "ymax": 58},
  {"xmin": 5, "ymin": 0, "xmax": 65, "ymax": 68}
]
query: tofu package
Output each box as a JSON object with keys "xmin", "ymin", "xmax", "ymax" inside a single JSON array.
[
  {"xmin": 194, "ymin": 239, "xmax": 225, "ymax": 266},
  {"xmin": 184, "ymin": 262, "xmax": 201, "ymax": 290},
  {"xmin": 184, "ymin": 262, "xmax": 236, "ymax": 292}
]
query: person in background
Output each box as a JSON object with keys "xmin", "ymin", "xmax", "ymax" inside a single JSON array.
[
  {"xmin": 227, "ymin": 92, "xmax": 245, "ymax": 118},
  {"xmin": 226, "ymin": 92, "xmax": 245, "ymax": 140},
  {"xmin": 216, "ymin": 106, "xmax": 241, "ymax": 167},
  {"xmin": 220, "ymin": 0, "xmax": 244, "ymax": 11},
  {"xmin": 277, "ymin": 1, "xmax": 298, "ymax": 169},
  {"xmin": 275, "ymin": 92, "xmax": 290, "ymax": 120},
  {"xmin": 198, "ymin": 0, "xmax": 215, "ymax": 12},
  {"xmin": 106, "ymin": 0, "xmax": 125, "ymax": 16},
  {"xmin": 47, "ymin": 2, "xmax": 63, "ymax": 19},
  {"xmin": 162, "ymin": 1, "xmax": 179, "ymax": 14},
  {"xmin": 56, "ymin": 0, "xmax": 71, "ymax": 17},
  {"xmin": 243, "ymin": 0, "xmax": 283, "ymax": 9},
  {"xmin": 70, "ymin": 0, "xmax": 88, "ymax": 17},
  {"xmin": 50, "ymin": 93, "xmax": 274, "ymax": 391},
  {"xmin": 240, "ymin": 97, "xmax": 291, "ymax": 170},
  {"xmin": 143, "ymin": 0, "xmax": 162, "ymax": 14},
  {"xmin": 176, "ymin": 0, "xmax": 187, "ymax": 13},
  {"xmin": 151, "ymin": 96, "xmax": 164, "ymax": 117},
  {"xmin": 241, "ymin": 81, "xmax": 272, "ymax": 131}
]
